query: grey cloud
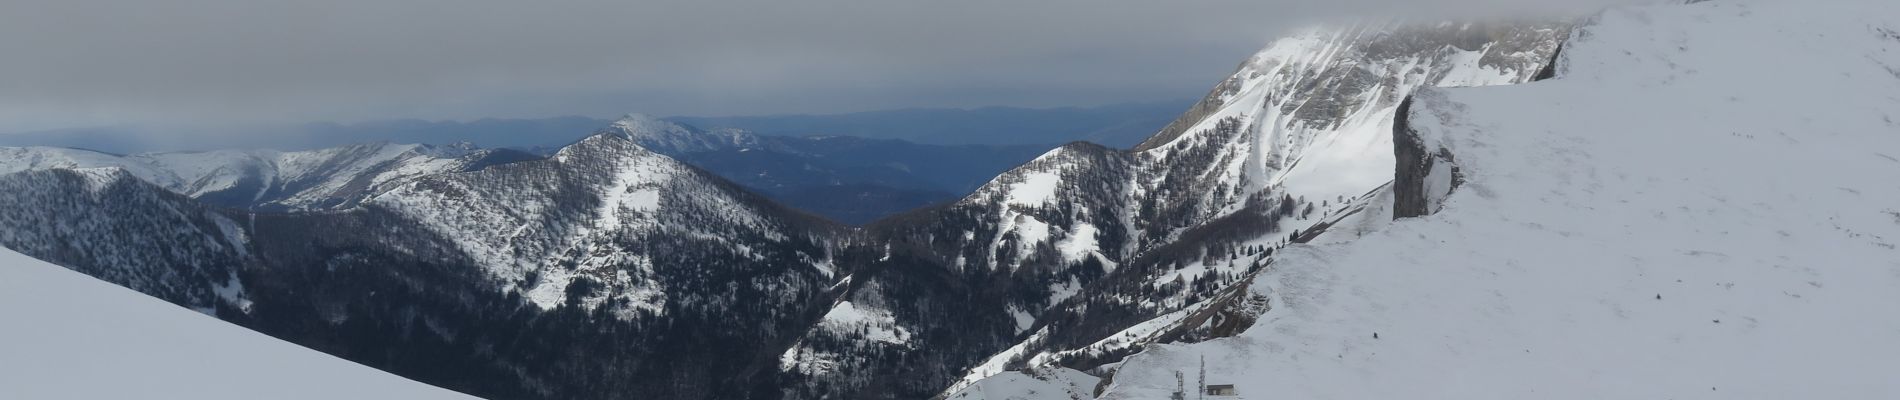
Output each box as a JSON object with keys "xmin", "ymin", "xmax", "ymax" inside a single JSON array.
[{"xmin": 0, "ymin": 0, "xmax": 1641, "ymax": 132}]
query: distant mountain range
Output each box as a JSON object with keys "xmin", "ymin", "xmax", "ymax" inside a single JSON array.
[
  {"xmin": 669, "ymin": 100, "xmax": 1191, "ymax": 148},
  {"xmin": 0, "ymin": 116, "xmax": 1050, "ymax": 224},
  {"xmin": 0, "ymin": 101, "xmax": 1190, "ymax": 154},
  {"xmin": 0, "ymin": 105, "xmax": 1178, "ymax": 224},
  {"xmin": 598, "ymin": 114, "xmax": 1055, "ymax": 224}
]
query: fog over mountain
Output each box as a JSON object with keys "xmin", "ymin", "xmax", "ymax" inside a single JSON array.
[
  {"xmin": 0, "ymin": 0, "xmax": 1639, "ymax": 134},
  {"xmin": 0, "ymin": 101, "xmax": 1191, "ymax": 153}
]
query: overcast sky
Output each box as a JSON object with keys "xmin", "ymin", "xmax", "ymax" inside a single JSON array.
[{"xmin": 0, "ymin": 0, "xmax": 1635, "ymax": 132}]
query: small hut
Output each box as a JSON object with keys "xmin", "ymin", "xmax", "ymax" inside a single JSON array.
[{"xmin": 1204, "ymin": 384, "xmax": 1238, "ymax": 396}]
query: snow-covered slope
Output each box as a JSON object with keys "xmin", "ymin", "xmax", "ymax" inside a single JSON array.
[
  {"xmin": 1125, "ymin": 20, "xmax": 1566, "ymax": 251},
  {"xmin": 945, "ymin": 368, "xmax": 1100, "ymax": 400},
  {"xmin": 0, "ymin": 246, "xmax": 474, "ymax": 400},
  {"xmin": 1096, "ymin": 1, "xmax": 1900, "ymax": 398},
  {"xmin": 903, "ymin": 21, "xmax": 1571, "ymax": 396}
]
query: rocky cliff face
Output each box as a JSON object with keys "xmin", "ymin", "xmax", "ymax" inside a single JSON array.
[
  {"xmin": 1394, "ymin": 43, "xmax": 1566, "ymax": 219},
  {"xmin": 1391, "ymin": 95, "xmax": 1462, "ymax": 219}
]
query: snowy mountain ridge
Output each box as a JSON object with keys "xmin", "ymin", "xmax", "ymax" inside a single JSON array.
[
  {"xmin": 603, "ymin": 113, "xmax": 773, "ymax": 154},
  {"xmin": 916, "ymin": 20, "xmax": 1571, "ymax": 397},
  {"xmin": 0, "ymin": 141, "xmax": 535, "ymax": 211}
]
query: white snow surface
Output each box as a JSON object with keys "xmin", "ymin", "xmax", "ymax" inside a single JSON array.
[
  {"xmin": 0, "ymin": 247, "xmax": 474, "ymax": 400},
  {"xmin": 1005, "ymin": 171, "xmax": 1063, "ymax": 207},
  {"xmin": 1053, "ymin": 222, "xmax": 1099, "ymax": 263},
  {"xmin": 947, "ymin": 368, "xmax": 1101, "ymax": 400},
  {"xmin": 818, "ymin": 301, "xmax": 912, "ymax": 346},
  {"xmin": 1099, "ymin": 1, "xmax": 1900, "ymax": 399},
  {"xmin": 780, "ymin": 295, "xmax": 918, "ymax": 377}
]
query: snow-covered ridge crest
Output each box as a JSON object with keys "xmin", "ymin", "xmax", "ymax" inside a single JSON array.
[
  {"xmin": 941, "ymin": 19, "xmax": 1569, "ymax": 280},
  {"xmin": 601, "ymin": 112, "xmax": 766, "ymax": 154},
  {"xmin": 1134, "ymin": 19, "xmax": 1567, "ymax": 153},
  {"xmin": 1128, "ymin": 19, "xmax": 1569, "ymax": 236},
  {"xmin": 0, "ymin": 141, "xmax": 514, "ymax": 211},
  {"xmin": 1096, "ymin": 0, "xmax": 1900, "ymax": 398}
]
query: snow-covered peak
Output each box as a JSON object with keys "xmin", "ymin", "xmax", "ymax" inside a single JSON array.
[{"xmin": 373, "ymin": 119, "xmax": 833, "ymax": 313}]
